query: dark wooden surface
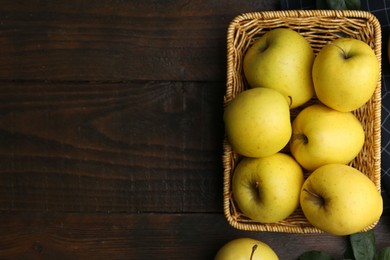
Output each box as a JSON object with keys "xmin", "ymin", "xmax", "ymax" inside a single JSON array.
[{"xmin": 0, "ymin": 1, "xmax": 389, "ymax": 259}]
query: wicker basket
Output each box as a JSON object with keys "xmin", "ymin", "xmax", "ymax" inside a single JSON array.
[{"xmin": 223, "ymin": 10, "xmax": 382, "ymax": 233}]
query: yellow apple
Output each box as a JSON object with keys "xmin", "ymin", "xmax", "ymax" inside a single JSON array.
[
  {"xmin": 312, "ymin": 37, "xmax": 379, "ymax": 112},
  {"xmin": 215, "ymin": 238, "xmax": 278, "ymax": 260},
  {"xmin": 290, "ymin": 104, "xmax": 365, "ymax": 171},
  {"xmin": 224, "ymin": 88, "xmax": 291, "ymax": 158},
  {"xmin": 243, "ymin": 28, "xmax": 315, "ymax": 109},
  {"xmin": 300, "ymin": 164, "xmax": 383, "ymax": 236},
  {"xmin": 232, "ymin": 153, "xmax": 304, "ymax": 223}
]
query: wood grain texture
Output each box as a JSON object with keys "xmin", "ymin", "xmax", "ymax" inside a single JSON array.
[
  {"xmin": 0, "ymin": 81, "xmax": 225, "ymax": 213},
  {"xmin": 2, "ymin": 214, "xmax": 389, "ymax": 259},
  {"xmin": 1, "ymin": 1, "xmax": 389, "ymax": 259},
  {"xmin": 0, "ymin": 0, "xmax": 280, "ymax": 81}
]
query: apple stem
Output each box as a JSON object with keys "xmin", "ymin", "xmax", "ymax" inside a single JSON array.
[
  {"xmin": 250, "ymin": 244, "xmax": 258, "ymax": 260},
  {"xmin": 288, "ymin": 96, "xmax": 293, "ymax": 108},
  {"xmin": 303, "ymin": 188, "xmax": 317, "ymax": 198},
  {"xmin": 329, "ymin": 42, "xmax": 348, "ymax": 59},
  {"xmin": 292, "ymin": 133, "xmax": 308, "ymax": 144},
  {"xmin": 303, "ymin": 188, "xmax": 326, "ymax": 206}
]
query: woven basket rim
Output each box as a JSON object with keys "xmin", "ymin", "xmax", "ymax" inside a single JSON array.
[{"xmin": 223, "ymin": 10, "xmax": 382, "ymax": 233}]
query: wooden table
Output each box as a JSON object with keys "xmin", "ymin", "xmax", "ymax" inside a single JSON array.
[{"xmin": 0, "ymin": 1, "xmax": 389, "ymax": 259}]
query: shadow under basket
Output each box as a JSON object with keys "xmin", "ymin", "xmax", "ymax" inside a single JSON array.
[{"xmin": 223, "ymin": 10, "xmax": 382, "ymax": 233}]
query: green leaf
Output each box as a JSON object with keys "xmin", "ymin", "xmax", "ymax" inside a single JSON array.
[
  {"xmin": 299, "ymin": 250, "xmax": 335, "ymax": 260},
  {"xmin": 326, "ymin": 0, "xmax": 346, "ymax": 10},
  {"xmin": 344, "ymin": 240, "xmax": 355, "ymax": 260},
  {"xmin": 325, "ymin": 0, "xmax": 361, "ymax": 10},
  {"xmin": 345, "ymin": 0, "xmax": 361, "ymax": 9},
  {"xmin": 374, "ymin": 247, "xmax": 390, "ymax": 260},
  {"xmin": 350, "ymin": 231, "xmax": 376, "ymax": 260}
]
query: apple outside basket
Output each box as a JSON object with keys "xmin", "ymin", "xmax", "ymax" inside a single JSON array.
[{"xmin": 223, "ymin": 10, "xmax": 382, "ymax": 233}]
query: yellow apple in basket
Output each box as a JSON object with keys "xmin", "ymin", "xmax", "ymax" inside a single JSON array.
[
  {"xmin": 224, "ymin": 87, "xmax": 291, "ymax": 158},
  {"xmin": 290, "ymin": 104, "xmax": 365, "ymax": 171},
  {"xmin": 312, "ymin": 37, "xmax": 379, "ymax": 112},
  {"xmin": 232, "ymin": 153, "xmax": 304, "ymax": 223},
  {"xmin": 243, "ymin": 28, "xmax": 315, "ymax": 109},
  {"xmin": 215, "ymin": 238, "xmax": 279, "ymax": 260},
  {"xmin": 300, "ymin": 164, "xmax": 383, "ymax": 236}
]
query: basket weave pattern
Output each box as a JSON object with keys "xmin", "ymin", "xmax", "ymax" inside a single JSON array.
[{"xmin": 223, "ymin": 10, "xmax": 382, "ymax": 233}]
